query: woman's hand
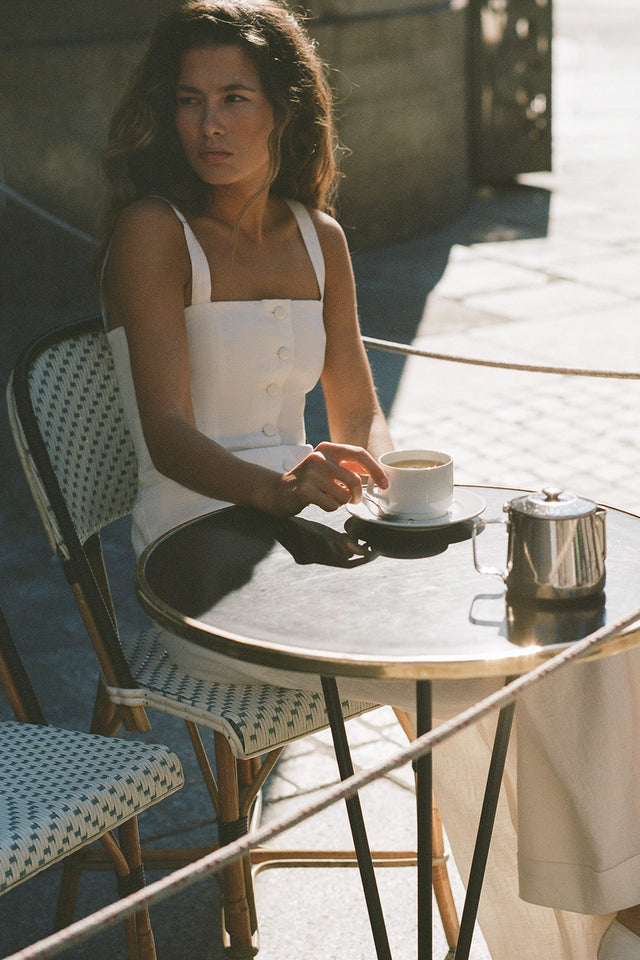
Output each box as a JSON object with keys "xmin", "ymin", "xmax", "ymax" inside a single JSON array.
[{"xmin": 268, "ymin": 442, "xmax": 389, "ymax": 517}]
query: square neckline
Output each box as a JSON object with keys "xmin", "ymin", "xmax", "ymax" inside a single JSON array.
[{"xmin": 173, "ymin": 198, "xmax": 325, "ymax": 307}]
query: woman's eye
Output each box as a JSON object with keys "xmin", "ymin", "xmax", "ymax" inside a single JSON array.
[
  {"xmin": 226, "ymin": 94, "xmax": 248, "ymax": 103},
  {"xmin": 177, "ymin": 95, "xmax": 200, "ymax": 106}
]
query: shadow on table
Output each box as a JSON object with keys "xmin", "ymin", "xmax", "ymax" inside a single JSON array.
[{"xmin": 345, "ymin": 515, "xmax": 474, "ymax": 560}]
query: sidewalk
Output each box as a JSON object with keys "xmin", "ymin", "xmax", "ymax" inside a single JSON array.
[{"xmin": 0, "ymin": 0, "xmax": 638, "ymax": 958}]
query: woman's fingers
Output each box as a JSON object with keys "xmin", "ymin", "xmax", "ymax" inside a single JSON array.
[
  {"xmin": 281, "ymin": 443, "xmax": 390, "ymax": 514},
  {"xmin": 301, "ymin": 456, "xmax": 356, "ymax": 507},
  {"xmin": 314, "ymin": 442, "xmax": 389, "ymax": 491}
]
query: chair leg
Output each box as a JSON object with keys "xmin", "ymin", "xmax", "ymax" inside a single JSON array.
[
  {"xmin": 237, "ymin": 759, "xmax": 259, "ymax": 933},
  {"xmin": 96, "ymin": 830, "xmax": 142, "ymax": 960},
  {"xmin": 118, "ymin": 819, "xmax": 157, "ymax": 960},
  {"xmin": 54, "ymin": 859, "xmax": 83, "ymax": 930},
  {"xmin": 187, "ymin": 723, "xmax": 284, "ymax": 956},
  {"xmin": 393, "ymin": 708, "xmax": 460, "ymax": 950},
  {"xmin": 186, "ymin": 719, "xmax": 220, "ymax": 812},
  {"xmin": 431, "ymin": 794, "xmax": 460, "ymax": 950},
  {"xmin": 214, "ymin": 732, "xmax": 259, "ymax": 960}
]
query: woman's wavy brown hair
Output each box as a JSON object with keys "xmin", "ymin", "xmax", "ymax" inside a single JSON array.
[{"xmin": 100, "ymin": 0, "xmax": 341, "ymax": 246}]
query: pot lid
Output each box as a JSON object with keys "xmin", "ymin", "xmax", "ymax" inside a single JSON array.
[{"xmin": 508, "ymin": 486, "xmax": 598, "ymax": 519}]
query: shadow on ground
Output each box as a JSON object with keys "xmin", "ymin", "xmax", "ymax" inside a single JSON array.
[{"xmin": 306, "ymin": 182, "xmax": 549, "ymax": 441}]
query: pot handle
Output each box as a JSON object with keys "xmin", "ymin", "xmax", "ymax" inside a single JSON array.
[
  {"xmin": 596, "ymin": 506, "xmax": 607, "ymax": 559},
  {"xmin": 472, "ymin": 516, "xmax": 508, "ymax": 579}
]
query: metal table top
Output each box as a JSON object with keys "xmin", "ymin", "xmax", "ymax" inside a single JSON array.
[{"xmin": 135, "ymin": 486, "xmax": 640, "ymax": 681}]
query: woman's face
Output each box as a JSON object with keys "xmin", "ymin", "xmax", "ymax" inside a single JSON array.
[{"xmin": 175, "ymin": 44, "xmax": 276, "ymax": 192}]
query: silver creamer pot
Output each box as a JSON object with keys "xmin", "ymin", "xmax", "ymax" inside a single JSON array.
[{"xmin": 472, "ymin": 486, "xmax": 607, "ymax": 602}]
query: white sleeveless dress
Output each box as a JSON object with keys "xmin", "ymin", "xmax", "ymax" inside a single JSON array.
[
  {"xmin": 107, "ymin": 199, "xmax": 326, "ymax": 556},
  {"xmin": 106, "ymin": 199, "xmax": 640, "ymax": 960}
]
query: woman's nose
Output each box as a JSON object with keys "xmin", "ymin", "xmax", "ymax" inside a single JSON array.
[{"xmin": 202, "ymin": 104, "xmax": 225, "ymax": 136}]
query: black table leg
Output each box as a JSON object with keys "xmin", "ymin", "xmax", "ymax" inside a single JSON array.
[
  {"xmin": 321, "ymin": 675, "xmax": 393, "ymax": 960},
  {"xmin": 416, "ymin": 679, "xmax": 433, "ymax": 960},
  {"xmin": 454, "ymin": 692, "xmax": 516, "ymax": 960},
  {"xmin": 323, "ymin": 675, "xmax": 514, "ymax": 960}
]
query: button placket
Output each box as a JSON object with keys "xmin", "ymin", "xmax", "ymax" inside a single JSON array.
[{"xmin": 261, "ymin": 302, "xmax": 291, "ymax": 441}]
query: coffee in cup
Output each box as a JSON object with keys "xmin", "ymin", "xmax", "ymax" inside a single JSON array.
[
  {"xmin": 364, "ymin": 449, "xmax": 454, "ymax": 520},
  {"xmin": 388, "ymin": 457, "xmax": 443, "ymax": 470}
]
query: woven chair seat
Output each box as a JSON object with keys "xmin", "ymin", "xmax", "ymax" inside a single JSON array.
[
  {"xmin": 110, "ymin": 626, "xmax": 375, "ymax": 759},
  {"xmin": 0, "ymin": 720, "xmax": 184, "ymax": 893}
]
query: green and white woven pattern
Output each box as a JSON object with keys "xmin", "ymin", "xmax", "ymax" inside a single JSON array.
[
  {"xmin": 0, "ymin": 721, "xmax": 183, "ymax": 892},
  {"xmin": 112, "ymin": 626, "xmax": 373, "ymax": 759},
  {"xmin": 28, "ymin": 333, "xmax": 138, "ymax": 548}
]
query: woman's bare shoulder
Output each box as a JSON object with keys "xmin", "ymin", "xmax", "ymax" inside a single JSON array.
[
  {"xmin": 110, "ymin": 197, "xmax": 185, "ymax": 253},
  {"xmin": 308, "ymin": 207, "xmax": 344, "ymax": 237},
  {"xmin": 106, "ymin": 198, "xmax": 191, "ymax": 292},
  {"xmin": 307, "ymin": 207, "xmax": 350, "ymax": 260},
  {"xmin": 104, "ymin": 199, "xmax": 191, "ymax": 328}
]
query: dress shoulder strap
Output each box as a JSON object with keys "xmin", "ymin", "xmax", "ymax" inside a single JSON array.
[
  {"xmin": 285, "ymin": 199, "xmax": 326, "ymax": 300},
  {"xmin": 100, "ymin": 198, "xmax": 212, "ymax": 322},
  {"xmin": 159, "ymin": 201, "xmax": 212, "ymax": 304}
]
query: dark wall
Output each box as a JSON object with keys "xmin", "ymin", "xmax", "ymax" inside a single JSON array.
[{"xmin": 1, "ymin": 0, "xmax": 469, "ymax": 247}]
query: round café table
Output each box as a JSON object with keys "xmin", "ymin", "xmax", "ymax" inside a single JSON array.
[{"xmin": 135, "ymin": 486, "xmax": 640, "ymax": 960}]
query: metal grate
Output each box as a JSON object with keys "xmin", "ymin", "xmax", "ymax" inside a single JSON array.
[{"xmin": 468, "ymin": 0, "xmax": 552, "ymax": 182}]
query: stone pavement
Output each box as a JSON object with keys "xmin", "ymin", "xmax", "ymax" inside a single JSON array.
[{"xmin": 0, "ymin": 0, "xmax": 638, "ymax": 958}]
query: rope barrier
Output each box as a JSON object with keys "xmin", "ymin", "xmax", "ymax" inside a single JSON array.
[
  {"xmin": 363, "ymin": 335, "xmax": 640, "ymax": 380},
  {"xmin": 6, "ymin": 605, "xmax": 640, "ymax": 960},
  {"xmin": 0, "ymin": 184, "xmax": 96, "ymax": 246}
]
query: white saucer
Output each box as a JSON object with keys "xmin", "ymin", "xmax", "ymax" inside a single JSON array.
[{"xmin": 346, "ymin": 488, "xmax": 487, "ymax": 530}]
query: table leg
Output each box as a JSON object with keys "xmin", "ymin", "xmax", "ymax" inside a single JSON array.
[
  {"xmin": 415, "ymin": 680, "xmax": 433, "ymax": 960},
  {"xmin": 454, "ymin": 692, "xmax": 516, "ymax": 960},
  {"xmin": 321, "ymin": 676, "xmax": 393, "ymax": 960}
]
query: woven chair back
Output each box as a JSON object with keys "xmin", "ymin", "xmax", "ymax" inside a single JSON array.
[{"xmin": 12, "ymin": 318, "xmax": 137, "ymax": 550}]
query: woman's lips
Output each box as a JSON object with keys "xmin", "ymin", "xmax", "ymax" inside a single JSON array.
[{"xmin": 199, "ymin": 149, "xmax": 231, "ymax": 163}]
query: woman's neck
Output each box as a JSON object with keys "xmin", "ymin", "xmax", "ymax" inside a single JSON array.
[{"xmin": 204, "ymin": 184, "xmax": 277, "ymax": 243}]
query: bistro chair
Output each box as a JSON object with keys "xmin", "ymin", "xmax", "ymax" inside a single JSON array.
[
  {"xmin": 7, "ymin": 316, "xmax": 459, "ymax": 956},
  {"xmin": 0, "ymin": 599, "xmax": 184, "ymax": 959}
]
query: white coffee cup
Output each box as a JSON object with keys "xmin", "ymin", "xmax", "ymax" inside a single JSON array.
[{"xmin": 364, "ymin": 449, "xmax": 454, "ymax": 520}]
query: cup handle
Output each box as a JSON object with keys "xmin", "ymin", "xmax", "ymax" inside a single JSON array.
[
  {"xmin": 472, "ymin": 516, "xmax": 508, "ymax": 579},
  {"xmin": 362, "ymin": 480, "xmax": 384, "ymax": 516}
]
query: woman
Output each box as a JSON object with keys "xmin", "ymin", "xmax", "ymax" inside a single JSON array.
[
  {"xmin": 100, "ymin": 0, "xmax": 391, "ymax": 554},
  {"xmin": 99, "ymin": 2, "xmax": 640, "ymax": 957}
]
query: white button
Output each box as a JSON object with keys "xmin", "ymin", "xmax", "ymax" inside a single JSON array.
[
  {"xmin": 278, "ymin": 346, "xmax": 290, "ymax": 361},
  {"xmin": 273, "ymin": 306, "xmax": 287, "ymax": 321},
  {"xmin": 266, "ymin": 383, "xmax": 280, "ymax": 397},
  {"xmin": 262, "ymin": 423, "xmax": 276, "ymax": 437}
]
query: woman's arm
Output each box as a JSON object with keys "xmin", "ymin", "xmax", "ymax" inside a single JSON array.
[{"xmin": 314, "ymin": 210, "xmax": 393, "ymax": 457}]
